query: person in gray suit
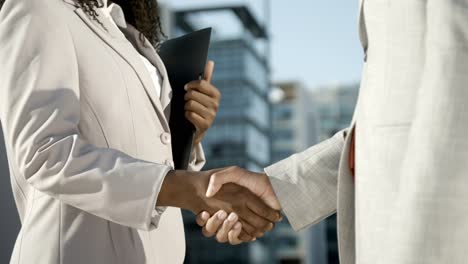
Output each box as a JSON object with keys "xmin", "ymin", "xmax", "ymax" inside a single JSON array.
[
  {"xmin": 0, "ymin": 0, "xmax": 280, "ymax": 263},
  {"xmin": 197, "ymin": 1, "xmax": 468, "ymax": 263}
]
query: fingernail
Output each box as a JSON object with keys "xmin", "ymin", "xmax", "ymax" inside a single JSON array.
[
  {"xmin": 218, "ymin": 211, "xmax": 227, "ymax": 220},
  {"xmin": 184, "ymin": 84, "xmax": 188, "ymax": 91},
  {"xmin": 251, "ymin": 238, "xmax": 256, "ymax": 242},
  {"xmin": 228, "ymin": 213, "xmax": 237, "ymax": 222},
  {"xmin": 201, "ymin": 212, "xmax": 209, "ymax": 220},
  {"xmin": 234, "ymin": 222, "xmax": 242, "ymax": 229}
]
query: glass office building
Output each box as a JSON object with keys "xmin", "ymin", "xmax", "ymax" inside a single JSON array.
[
  {"xmin": 271, "ymin": 82, "xmax": 327, "ymax": 264},
  {"xmin": 169, "ymin": 5, "xmax": 273, "ymax": 264},
  {"xmin": 311, "ymin": 83, "xmax": 359, "ymax": 264}
]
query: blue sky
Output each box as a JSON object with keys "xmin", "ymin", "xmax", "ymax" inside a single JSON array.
[{"xmin": 162, "ymin": 0, "xmax": 364, "ymax": 89}]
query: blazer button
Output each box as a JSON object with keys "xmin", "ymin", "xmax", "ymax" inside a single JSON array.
[
  {"xmin": 160, "ymin": 132, "xmax": 171, "ymax": 145},
  {"xmin": 165, "ymin": 159, "xmax": 175, "ymax": 168}
]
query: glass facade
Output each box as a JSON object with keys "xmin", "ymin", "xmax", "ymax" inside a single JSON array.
[
  {"xmin": 201, "ymin": 38, "xmax": 271, "ymax": 171},
  {"xmin": 179, "ymin": 9, "xmax": 273, "ymax": 264}
]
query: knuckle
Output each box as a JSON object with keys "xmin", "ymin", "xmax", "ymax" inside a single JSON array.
[
  {"xmin": 202, "ymin": 229, "xmax": 213, "ymax": 238},
  {"xmin": 216, "ymin": 235, "xmax": 227, "ymax": 244},
  {"xmin": 255, "ymin": 232, "xmax": 265, "ymax": 238},
  {"xmin": 196, "ymin": 218, "xmax": 204, "ymax": 226},
  {"xmin": 211, "ymin": 173, "xmax": 220, "ymax": 182},
  {"xmin": 230, "ymin": 166, "xmax": 240, "ymax": 172},
  {"xmin": 213, "ymin": 102, "xmax": 220, "ymax": 111},
  {"xmin": 210, "ymin": 107, "xmax": 217, "ymax": 115},
  {"xmin": 262, "ymin": 222, "xmax": 273, "ymax": 232},
  {"xmin": 265, "ymin": 222, "xmax": 274, "ymax": 231}
]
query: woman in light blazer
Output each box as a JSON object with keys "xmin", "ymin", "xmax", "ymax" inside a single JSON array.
[{"xmin": 0, "ymin": 0, "xmax": 281, "ymax": 263}]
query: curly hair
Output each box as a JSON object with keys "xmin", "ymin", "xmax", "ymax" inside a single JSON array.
[
  {"xmin": 0, "ymin": 0, "xmax": 165, "ymax": 47},
  {"xmin": 75, "ymin": 0, "xmax": 166, "ymax": 48}
]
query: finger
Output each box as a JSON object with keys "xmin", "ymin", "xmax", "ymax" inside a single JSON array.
[
  {"xmin": 202, "ymin": 210, "xmax": 227, "ymax": 238},
  {"xmin": 185, "ymin": 90, "xmax": 219, "ymax": 110},
  {"xmin": 206, "ymin": 167, "xmax": 242, "ymax": 197},
  {"xmin": 239, "ymin": 219, "xmax": 265, "ymax": 238},
  {"xmin": 185, "ymin": 100, "xmax": 215, "ymax": 120},
  {"xmin": 204, "ymin": 60, "xmax": 215, "ymax": 83},
  {"xmin": 246, "ymin": 197, "xmax": 282, "ymax": 223},
  {"xmin": 185, "ymin": 80, "xmax": 220, "ymax": 99},
  {"xmin": 215, "ymin": 213, "xmax": 239, "ymax": 243},
  {"xmin": 228, "ymin": 222, "xmax": 243, "ymax": 245},
  {"xmin": 238, "ymin": 203, "xmax": 272, "ymax": 235},
  {"xmin": 196, "ymin": 211, "xmax": 210, "ymax": 227},
  {"xmin": 185, "ymin": 111, "xmax": 210, "ymax": 132},
  {"xmin": 238, "ymin": 230, "xmax": 253, "ymax": 242}
]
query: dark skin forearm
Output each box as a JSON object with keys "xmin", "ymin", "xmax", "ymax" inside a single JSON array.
[
  {"xmin": 156, "ymin": 170, "xmax": 282, "ymax": 238},
  {"xmin": 156, "ymin": 170, "xmax": 208, "ymax": 211}
]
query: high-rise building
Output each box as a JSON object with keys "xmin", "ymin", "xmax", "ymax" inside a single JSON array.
[
  {"xmin": 270, "ymin": 81, "xmax": 326, "ymax": 264},
  {"xmin": 167, "ymin": 4, "xmax": 273, "ymax": 264},
  {"xmin": 310, "ymin": 83, "xmax": 359, "ymax": 264},
  {"xmin": 271, "ymin": 81, "xmax": 320, "ymax": 162},
  {"xmin": 0, "ymin": 125, "xmax": 21, "ymax": 263},
  {"xmin": 312, "ymin": 84, "xmax": 359, "ymax": 141}
]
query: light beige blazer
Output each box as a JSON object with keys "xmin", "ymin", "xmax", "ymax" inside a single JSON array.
[
  {"xmin": 0, "ymin": 0, "xmax": 205, "ymax": 263},
  {"xmin": 266, "ymin": 0, "xmax": 468, "ymax": 263}
]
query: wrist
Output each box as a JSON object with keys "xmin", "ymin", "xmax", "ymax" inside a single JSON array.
[{"xmin": 157, "ymin": 170, "xmax": 209, "ymax": 213}]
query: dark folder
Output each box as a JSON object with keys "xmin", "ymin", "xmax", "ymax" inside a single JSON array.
[{"xmin": 158, "ymin": 28, "xmax": 212, "ymax": 170}]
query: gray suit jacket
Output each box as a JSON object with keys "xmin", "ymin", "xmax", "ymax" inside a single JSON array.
[
  {"xmin": 266, "ymin": 1, "xmax": 468, "ymax": 263},
  {"xmin": 0, "ymin": 0, "xmax": 205, "ymax": 263}
]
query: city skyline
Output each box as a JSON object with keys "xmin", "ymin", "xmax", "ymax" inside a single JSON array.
[{"xmin": 161, "ymin": 0, "xmax": 364, "ymax": 89}]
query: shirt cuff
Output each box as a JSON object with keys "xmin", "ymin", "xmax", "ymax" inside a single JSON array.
[{"xmin": 147, "ymin": 167, "xmax": 172, "ymax": 230}]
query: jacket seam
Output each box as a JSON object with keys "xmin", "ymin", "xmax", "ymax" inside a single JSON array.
[
  {"xmin": 81, "ymin": 96, "xmax": 110, "ymax": 147},
  {"xmin": 58, "ymin": 5, "xmax": 78, "ymax": 264},
  {"xmin": 105, "ymin": 50, "xmax": 139, "ymax": 155},
  {"xmin": 16, "ymin": 194, "xmax": 36, "ymax": 264},
  {"xmin": 61, "ymin": 0, "xmax": 110, "ymax": 149}
]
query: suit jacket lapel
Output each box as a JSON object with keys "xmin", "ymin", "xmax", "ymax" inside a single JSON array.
[
  {"xmin": 358, "ymin": 0, "xmax": 368, "ymax": 61},
  {"xmin": 74, "ymin": 7, "xmax": 169, "ymax": 130},
  {"xmin": 120, "ymin": 24, "xmax": 173, "ymax": 119},
  {"xmin": 150, "ymin": 53, "xmax": 172, "ymax": 120}
]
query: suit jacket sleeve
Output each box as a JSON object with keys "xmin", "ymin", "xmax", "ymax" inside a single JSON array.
[
  {"xmin": 387, "ymin": 2, "xmax": 468, "ymax": 262},
  {"xmin": 0, "ymin": 1, "xmax": 170, "ymax": 231},
  {"xmin": 265, "ymin": 130, "xmax": 346, "ymax": 231}
]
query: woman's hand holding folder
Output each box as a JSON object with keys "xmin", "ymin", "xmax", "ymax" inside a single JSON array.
[{"xmin": 184, "ymin": 61, "xmax": 220, "ymax": 145}]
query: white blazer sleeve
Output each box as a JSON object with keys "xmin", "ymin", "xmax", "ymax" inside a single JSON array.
[
  {"xmin": 0, "ymin": 1, "xmax": 170, "ymax": 231},
  {"xmin": 387, "ymin": 2, "xmax": 468, "ymax": 263},
  {"xmin": 265, "ymin": 130, "xmax": 346, "ymax": 231}
]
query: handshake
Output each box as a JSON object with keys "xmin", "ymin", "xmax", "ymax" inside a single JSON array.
[{"xmin": 157, "ymin": 166, "xmax": 281, "ymax": 245}]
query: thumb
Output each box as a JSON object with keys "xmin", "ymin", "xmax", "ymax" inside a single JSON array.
[
  {"xmin": 205, "ymin": 172, "xmax": 225, "ymax": 198},
  {"xmin": 205, "ymin": 169, "xmax": 240, "ymax": 197},
  {"xmin": 204, "ymin": 60, "xmax": 215, "ymax": 83}
]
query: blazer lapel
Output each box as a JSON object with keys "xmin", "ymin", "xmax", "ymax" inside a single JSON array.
[
  {"xmin": 151, "ymin": 54, "xmax": 172, "ymax": 120},
  {"xmin": 337, "ymin": 122, "xmax": 357, "ymax": 264},
  {"xmin": 121, "ymin": 24, "xmax": 173, "ymax": 121},
  {"xmin": 358, "ymin": 0, "xmax": 368, "ymax": 62},
  {"xmin": 74, "ymin": 7, "xmax": 169, "ymax": 130}
]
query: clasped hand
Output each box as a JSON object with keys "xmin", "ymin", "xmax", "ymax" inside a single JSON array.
[
  {"xmin": 157, "ymin": 167, "xmax": 281, "ymax": 245},
  {"xmin": 197, "ymin": 167, "xmax": 282, "ymax": 245}
]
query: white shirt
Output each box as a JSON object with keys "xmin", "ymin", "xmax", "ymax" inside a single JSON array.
[{"xmin": 100, "ymin": 2, "xmax": 162, "ymax": 99}]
